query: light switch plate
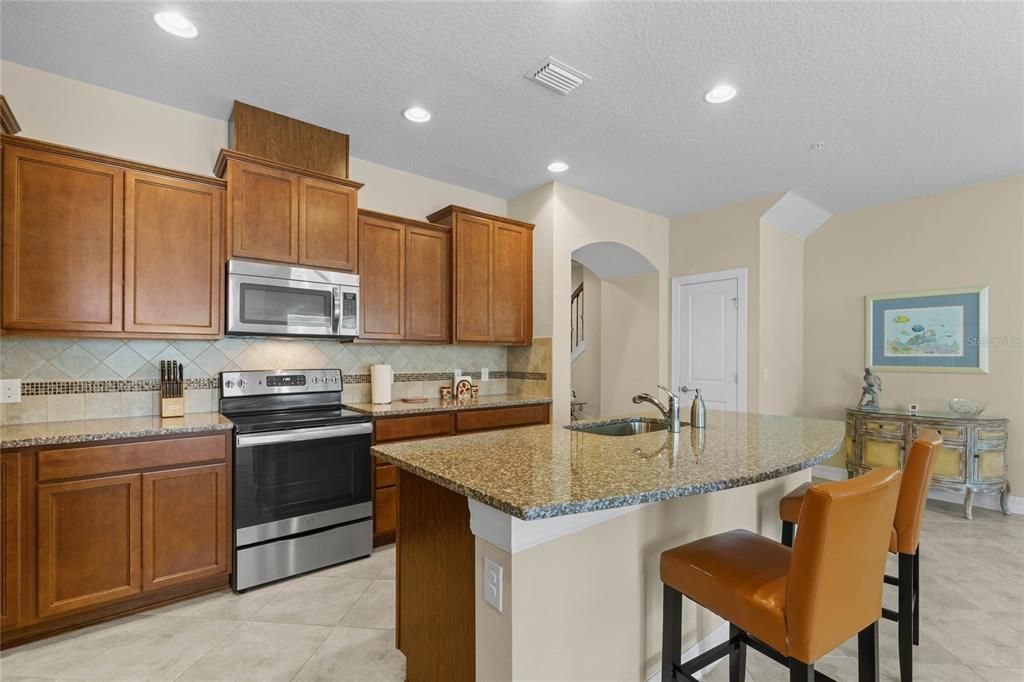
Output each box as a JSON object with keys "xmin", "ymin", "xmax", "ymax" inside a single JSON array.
[
  {"xmin": 481, "ymin": 367, "xmax": 489, "ymax": 382},
  {"xmin": 484, "ymin": 558, "xmax": 503, "ymax": 612},
  {"xmin": 454, "ymin": 369, "xmax": 462, "ymax": 379},
  {"xmin": 1, "ymin": 379, "xmax": 21, "ymax": 403}
]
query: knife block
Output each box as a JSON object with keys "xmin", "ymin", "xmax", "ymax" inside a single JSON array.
[{"xmin": 160, "ymin": 387, "xmax": 185, "ymax": 418}]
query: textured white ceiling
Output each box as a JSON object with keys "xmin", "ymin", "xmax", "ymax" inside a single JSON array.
[{"xmin": 2, "ymin": 1, "xmax": 1021, "ymax": 217}]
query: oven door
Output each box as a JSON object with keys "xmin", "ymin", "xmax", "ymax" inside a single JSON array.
[
  {"xmin": 228, "ymin": 273, "xmax": 343, "ymax": 337},
  {"xmin": 234, "ymin": 423, "xmax": 373, "ymax": 546}
]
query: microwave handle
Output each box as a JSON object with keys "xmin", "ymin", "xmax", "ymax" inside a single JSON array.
[{"xmin": 332, "ymin": 287, "xmax": 342, "ymax": 335}]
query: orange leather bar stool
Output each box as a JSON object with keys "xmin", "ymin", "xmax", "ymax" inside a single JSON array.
[
  {"xmin": 779, "ymin": 432, "xmax": 940, "ymax": 682},
  {"xmin": 661, "ymin": 467, "xmax": 901, "ymax": 682}
]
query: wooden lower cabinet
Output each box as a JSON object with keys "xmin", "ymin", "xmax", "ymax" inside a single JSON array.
[
  {"xmin": 36, "ymin": 474, "xmax": 143, "ymax": 618},
  {"xmin": 143, "ymin": 464, "xmax": 228, "ymax": 590},
  {"xmin": 1, "ymin": 453, "xmax": 25, "ymax": 629},
  {"xmin": 371, "ymin": 403, "xmax": 550, "ymax": 547},
  {"xmin": 1, "ymin": 431, "xmax": 231, "ymax": 647}
]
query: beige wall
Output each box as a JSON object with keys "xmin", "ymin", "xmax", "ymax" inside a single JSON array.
[
  {"xmin": 758, "ymin": 221, "xmax": 805, "ymax": 416},
  {"xmin": 1, "ymin": 60, "xmax": 506, "ymax": 219},
  {"xmin": 600, "ymin": 272, "xmax": 660, "ymax": 417},
  {"xmin": 570, "ymin": 262, "xmax": 602, "ymax": 418},
  {"xmin": 804, "ymin": 177, "xmax": 1024, "ymax": 482},
  {"xmin": 670, "ymin": 195, "xmax": 783, "ymax": 412},
  {"xmin": 508, "ymin": 184, "xmax": 556, "ymax": 337}
]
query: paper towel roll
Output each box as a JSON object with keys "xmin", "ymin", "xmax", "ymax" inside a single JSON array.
[{"xmin": 371, "ymin": 364, "xmax": 393, "ymax": 404}]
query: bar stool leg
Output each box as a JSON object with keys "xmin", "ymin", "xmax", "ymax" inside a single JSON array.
[
  {"xmin": 781, "ymin": 520, "xmax": 795, "ymax": 548},
  {"xmin": 662, "ymin": 585, "xmax": 682, "ymax": 682},
  {"xmin": 913, "ymin": 547, "xmax": 921, "ymax": 645},
  {"xmin": 729, "ymin": 624, "xmax": 746, "ymax": 682},
  {"xmin": 788, "ymin": 659, "xmax": 813, "ymax": 682},
  {"xmin": 858, "ymin": 621, "xmax": 880, "ymax": 682},
  {"xmin": 898, "ymin": 552, "xmax": 915, "ymax": 682}
]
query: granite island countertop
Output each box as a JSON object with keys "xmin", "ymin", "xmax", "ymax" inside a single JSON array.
[
  {"xmin": 372, "ymin": 411, "xmax": 845, "ymax": 520},
  {"xmin": 344, "ymin": 393, "xmax": 552, "ymax": 417},
  {"xmin": 0, "ymin": 412, "xmax": 234, "ymax": 449}
]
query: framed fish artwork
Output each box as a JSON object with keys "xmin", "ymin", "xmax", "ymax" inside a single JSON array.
[{"xmin": 865, "ymin": 287, "xmax": 988, "ymax": 373}]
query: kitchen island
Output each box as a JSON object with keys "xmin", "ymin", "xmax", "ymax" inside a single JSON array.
[{"xmin": 372, "ymin": 410, "xmax": 844, "ymax": 681}]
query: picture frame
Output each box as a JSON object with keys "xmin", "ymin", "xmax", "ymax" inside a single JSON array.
[{"xmin": 865, "ymin": 286, "xmax": 989, "ymax": 374}]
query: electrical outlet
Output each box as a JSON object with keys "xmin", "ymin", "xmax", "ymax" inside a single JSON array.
[
  {"xmin": 481, "ymin": 367, "xmax": 489, "ymax": 382},
  {"xmin": 454, "ymin": 368, "xmax": 462, "ymax": 379},
  {"xmin": 0, "ymin": 379, "xmax": 21, "ymax": 404},
  {"xmin": 484, "ymin": 558, "xmax": 503, "ymax": 612}
]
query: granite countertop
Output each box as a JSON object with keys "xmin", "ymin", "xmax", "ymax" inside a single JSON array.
[
  {"xmin": 0, "ymin": 412, "xmax": 234, "ymax": 449},
  {"xmin": 372, "ymin": 411, "xmax": 845, "ymax": 520},
  {"xmin": 344, "ymin": 394, "xmax": 552, "ymax": 417}
]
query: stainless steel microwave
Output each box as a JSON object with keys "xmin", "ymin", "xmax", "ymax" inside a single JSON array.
[{"xmin": 227, "ymin": 260, "xmax": 359, "ymax": 339}]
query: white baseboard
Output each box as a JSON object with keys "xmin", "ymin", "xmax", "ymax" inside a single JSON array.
[
  {"xmin": 812, "ymin": 465, "xmax": 1022, "ymax": 515},
  {"xmin": 647, "ymin": 620, "xmax": 730, "ymax": 682}
]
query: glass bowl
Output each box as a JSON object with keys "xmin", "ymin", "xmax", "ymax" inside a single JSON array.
[{"xmin": 947, "ymin": 398, "xmax": 987, "ymax": 418}]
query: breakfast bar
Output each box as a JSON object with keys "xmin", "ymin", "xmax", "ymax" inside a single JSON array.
[{"xmin": 372, "ymin": 410, "xmax": 845, "ymax": 681}]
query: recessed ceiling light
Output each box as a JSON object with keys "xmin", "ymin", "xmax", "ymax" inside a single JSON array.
[
  {"xmin": 704, "ymin": 84, "xmax": 737, "ymax": 104},
  {"xmin": 154, "ymin": 12, "xmax": 198, "ymax": 38},
  {"xmin": 547, "ymin": 161, "xmax": 569, "ymax": 173},
  {"xmin": 403, "ymin": 107, "xmax": 432, "ymax": 123}
]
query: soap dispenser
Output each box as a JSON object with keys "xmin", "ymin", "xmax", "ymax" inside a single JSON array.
[{"xmin": 690, "ymin": 388, "xmax": 706, "ymax": 429}]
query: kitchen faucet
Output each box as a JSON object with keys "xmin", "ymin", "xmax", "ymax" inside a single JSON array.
[{"xmin": 632, "ymin": 385, "xmax": 683, "ymax": 433}]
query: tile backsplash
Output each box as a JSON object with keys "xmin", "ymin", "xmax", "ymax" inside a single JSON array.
[{"xmin": 0, "ymin": 337, "xmax": 548, "ymax": 425}]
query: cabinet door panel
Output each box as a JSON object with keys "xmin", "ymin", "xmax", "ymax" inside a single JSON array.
[
  {"xmin": 862, "ymin": 437, "xmax": 901, "ymax": 469},
  {"xmin": 932, "ymin": 443, "xmax": 967, "ymax": 483},
  {"xmin": 227, "ymin": 159, "xmax": 298, "ymax": 263},
  {"xmin": 1, "ymin": 453, "xmax": 23, "ymax": 629},
  {"xmin": 976, "ymin": 448, "xmax": 1006, "ymax": 482},
  {"xmin": 374, "ymin": 486, "xmax": 397, "ymax": 539},
  {"xmin": 299, "ymin": 178, "xmax": 358, "ymax": 272},
  {"xmin": 358, "ymin": 215, "xmax": 405, "ymax": 340},
  {"xmin": 124, "ymin": 172, "xmax": 223, "ymax": 335},
  {"xmin": 2, "ymin": 146, "xmax": 124, "ymax": 331},
  {"xmin": 453, "ymin": 215, "xmax": 493, "ymax": 342},
  {"xmin": 405, "ymin": 225, "xmax": 450, "ymax": 342},
  {"xmin": 492, "ymin": 222, "xmax": 530, "ymax": 343},
  {"xmin": 143, "ymin": 464, "xmax": 228, "ymax": 590},
  {"xmin": 37, "ymin": 474, "xmax": 142, "ymax": 617}
]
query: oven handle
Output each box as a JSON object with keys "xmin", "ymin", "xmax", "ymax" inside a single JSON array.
[
  {"xmin": 236, "ymin": 422, "xmax": 372, "ymax": 447},
  {"xmin": 332, "ymin": 287, "xmax": 342, "ymax": 335}
]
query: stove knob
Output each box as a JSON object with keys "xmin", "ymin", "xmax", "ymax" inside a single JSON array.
[
  {"xmin": 224, "ymin": 379, "xmax": 235, "ymax": 389},
  {"xmin": 237, "ymin": 379, "xmax": 247, "ymax": 389},
  {"xmin": 313, "ymin": 376, "xmax": 321, "ymax": 384},
  {"xmin": 333, "ymin": 376, "xmax": 340, "ymax": 383}
]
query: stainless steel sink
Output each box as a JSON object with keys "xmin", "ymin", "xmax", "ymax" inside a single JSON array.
[{"xmin": 566, "ymin": 418, "xmax": 669, "ymax": 437}]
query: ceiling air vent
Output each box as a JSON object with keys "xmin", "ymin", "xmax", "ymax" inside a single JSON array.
[{"xmin": 525, "ymin": 57, "xmax": 590, "ymax": 95}]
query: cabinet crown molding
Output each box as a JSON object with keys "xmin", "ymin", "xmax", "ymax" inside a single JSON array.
[
  {"xmin": 425, "ymin": 205, "xmax": 535, "ymax": 230},
  {"xmin": 0, "ymin": 96, "xmax": 21, "ymax": 135},
  {"xmin": 1, "ymin": 135, "xmax": 224, "ymax": 188},
  {"xmin": 215, "ymin": 148, "xmax": 364, "ymax": 189},
  {"xmin": 358, "ymin": 208, "xmax": 449, "ymax": 232}
]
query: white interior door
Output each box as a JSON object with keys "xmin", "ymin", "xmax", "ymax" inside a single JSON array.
[{"xmin": 673, "ymin": 271, "xmax": 745, "ymax": 412}]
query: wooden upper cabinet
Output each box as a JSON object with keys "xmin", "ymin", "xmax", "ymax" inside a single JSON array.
[
  {"xmin": 358, "ymin": 213, "xmax": 405, "ymax": 340},
  {"xmin": 491, "ymin": 223, "xmax": 531, "ymax": 343},
  {"xmin": 2, "ymin": 144, "xmax": 124, "ymax": 332},
  {"xmin": 452, "ymin": 214, "xmax": 494, "ymax": 342},
  {"xmin": 36, "ymin": 473, "xmax": 142, "ymax": 618},
  {"xmin": 427, "ymin": 206, "xmax": 533, "ymax": 345},
  {"xmin": 358, "ymin": 210, "xmax": 450, "ymax": 343},
  {"xmin": 124, "ymin": 172, "xmax": 223, "ymax": 336},
  {"xmin": 143, "ymin": 464, "xmax": 228, "ymax": 591},
  {"xmin": 405, "ymin": 224, "xmax": 450, "ymax": 342},
  {"xmin": 300, "ymin": 177, "xmax": 358, "ymax": 272},
  {"xmin": 1, "ymin": 453, "xmax": 23, "ymax": 630},
  {"xmin": 225, "ymin": 157, "xmax": 299, "ymax": 263},
  {"xmin": 217, "ymin": 150, "xmax": 363, "ymax": 272}
]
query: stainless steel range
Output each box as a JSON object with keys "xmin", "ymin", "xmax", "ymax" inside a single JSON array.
[{"xmin": 220, "ymin": 368, "xmax": 373, "ymax": 591}]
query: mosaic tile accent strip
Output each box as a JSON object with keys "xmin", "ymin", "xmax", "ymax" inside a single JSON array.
[
  {"xmin": 21, "ymin": 378, "xmax": 220, "ymax": 396},
  {"xmin": 19, "ymin": 371, "xmax": 544, "ymax": 396}
]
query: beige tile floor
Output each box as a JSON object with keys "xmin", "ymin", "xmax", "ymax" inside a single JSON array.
[{"xmin": 1, "ymin": 501, "xmax": 1022, "ymax": 681}]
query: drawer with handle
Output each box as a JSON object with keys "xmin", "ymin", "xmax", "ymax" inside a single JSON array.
[
  {"xmin": 863, "ymin": 419, "xmax": 904, "ymax": 436},
  {"xmin": 912, "ymin": 423, "xmax": 966, "ymax": 444}
]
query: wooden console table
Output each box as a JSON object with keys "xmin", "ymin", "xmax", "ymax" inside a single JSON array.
[{"xmin": 845, "ymin": 407, "xmax": 1010, "ymax": 519}]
